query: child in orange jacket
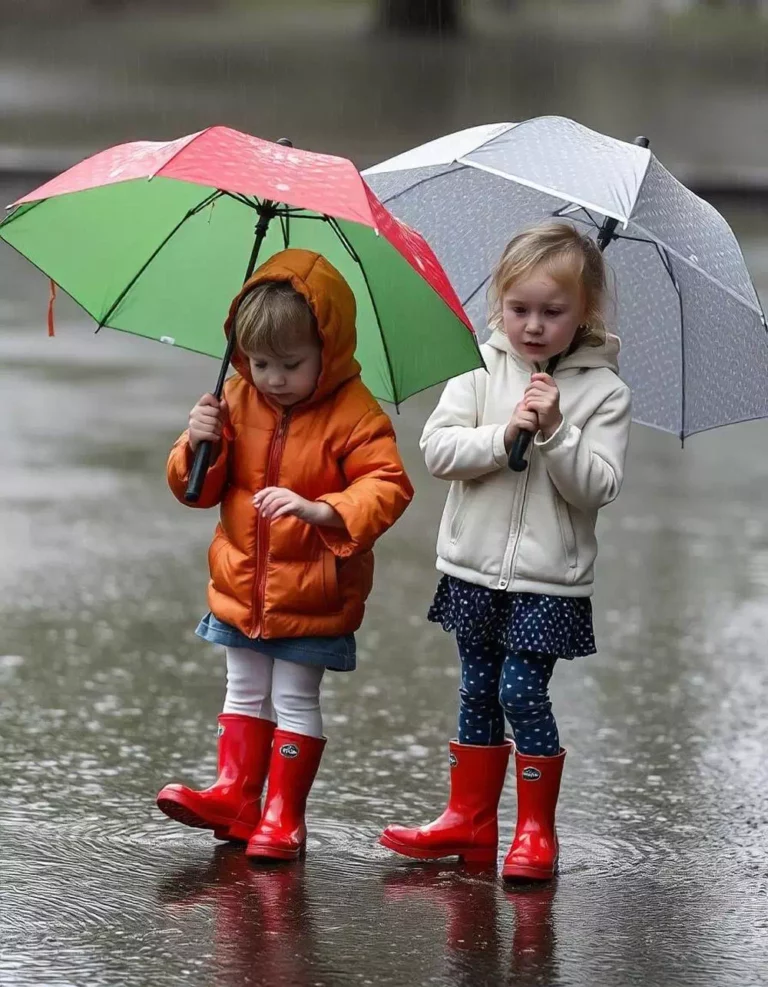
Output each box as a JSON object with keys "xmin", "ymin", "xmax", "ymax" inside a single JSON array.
[{"xmin": 157, "ymin": 249, "xmax": 413, "ymax": 860}]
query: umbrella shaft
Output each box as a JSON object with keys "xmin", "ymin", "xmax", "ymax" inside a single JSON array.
[
  {"xmin": 596, "ymin": 136, "xmax": 649, "ymax": 252},
  {"xmin": 597, "ymin": 216, "xmax": 618, "ymax": 253},
  {"xmin": 244, "ymin": 201, "xmax": 276, "ymax": 282},
  {"xmin": 211, "ymin": 201, "xmax": 277, "ymax": 401}
]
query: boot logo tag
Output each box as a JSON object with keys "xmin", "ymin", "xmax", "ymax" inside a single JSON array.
[
  {"xmin": 280, "ymin": 743, "xmax": 300, "ymax": 758},
  {"xmin": 522, "ymin": 767, "xmax": 541, "ymax": 781},
  {"xmin": 449, "ymin": 753, "xmax": 458, "ymax": 768},
  {"xmin": 217, "ymin": 724, "xmax": 225, "ymax": 737}
]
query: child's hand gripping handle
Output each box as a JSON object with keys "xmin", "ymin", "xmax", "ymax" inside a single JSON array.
[
  {"xmin": 507, "ymin": 355, "xmax": 560, "ymax": 474},
  {"xmin": 185, "ymin": 333, "xmax": 237, "ymax": 502}
]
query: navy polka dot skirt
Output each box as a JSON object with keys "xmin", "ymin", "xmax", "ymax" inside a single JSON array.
[{"xmin": 427, "ymin": 575, "xmax": 596, "ymax": 660}]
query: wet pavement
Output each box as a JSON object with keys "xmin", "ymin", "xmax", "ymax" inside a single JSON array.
[{"xmin": 2, "ymin": 169, "xmax": 768, "ymax": 986}]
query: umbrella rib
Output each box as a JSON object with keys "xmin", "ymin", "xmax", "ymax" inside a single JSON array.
[
  {"xmin": 625, "ymin": 237, "xmax": 686, "ymax": 440},
  {"xmin": 461, "ymin": 272, "xmax": 493, "ymax": 310},
  {"xmin": 327, "ymin": 216, "xmax": 400, "ymax": 409},
  {"xmin": 279, "ymin": 211, "xmax": 290, "ymax": 250},
  {"xmin": 325, "ymin": 217, "xmax": 358, "ymax": 263},
  {"xmin": 371, "ymin": 164, "xmax": 469, "ymax": 207},
  {"xmin": 612, "ymin": 232, "xmax": 663, "ymax": 247},
  {"xmin": 278, "ymin": 211, "xmax": 327, "ymax": 220},
  {"xmin": 576, "ymin": 209, "xmax": 600, "ymax": 230},
  {"xmin": 280, "ymin": 210, "xmax": 326, "ymax": 219},
  {"xmin": 552, "ymin": 203, "xmax": 599, "ymax": 228},
  {"xmin": 221, "ymin": 190, "xmax": 260, "ymax": 210},
  {"xmin": 656, "ymin": 243, "xmax": 686, "ymax": 444},
  {"xmin": 97, "ymin": 189, "xmax": 223, "ymax": 329},
  {"xmin": 553, "ymin": 208, "xmax": 602, "ymax": 234},
  {"xmin": 676, "ymin": 271, "xmax": 686, "ymax": 445},
  {"xmin": 622, "ymin": 412, "xmax": 768, "ymax": 438},
  {"xmin": 628, "ymin": 220, "xmax": 763, "ymax": 316},
  {"xmin": 551, "ymin": 209, "xmax": 662, "ymax": 251},
  {"xmin": 672, "ymin": 410, "xmax": 768, "ymax": 439}
]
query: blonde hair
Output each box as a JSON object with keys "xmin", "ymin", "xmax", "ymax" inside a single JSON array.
[
  {"xmin": 488, "ymin": 220, "xmax": 608, "ymax": 348},
  {"xmin": 235, "ymin": 280, "xmax": 318, "ymax": 357}
]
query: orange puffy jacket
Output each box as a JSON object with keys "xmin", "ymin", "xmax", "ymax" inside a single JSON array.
[{"xmin": 167, "ymin": 249, "xmax": 414, "ymax": 640}]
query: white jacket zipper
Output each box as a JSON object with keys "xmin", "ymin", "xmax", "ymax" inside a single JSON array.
[{"xmin": 498, "ymin": 447, "xmax": 532, "ymax": 589}]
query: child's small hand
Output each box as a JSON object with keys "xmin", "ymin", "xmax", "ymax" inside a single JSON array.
[
  {"xmin": 524, "ymin": 373, "xmax": 562, "ymax": 439},
  {"xmin": 188, "ymin": 393, "xmax": 228, "ymax": 453},
  {"xmin": 253, "ymin": 487, "xmax": 343, "ymax": 528},
  {"xmin": 504, "ymin": 402, "xmax": 539, "ymax": 451}
]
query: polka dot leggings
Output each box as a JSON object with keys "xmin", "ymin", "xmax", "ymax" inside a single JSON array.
[{"xmin": 457, "ymin": 633, "xmax": 560, "ymax": 755}]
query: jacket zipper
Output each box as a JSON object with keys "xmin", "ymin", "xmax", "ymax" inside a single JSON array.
[
  {"xmin": 252, "ymin": 410, "xmax": 291, "ymax": 637},
  {"xmin": 499, "ymin": 449, "xmax": 531, "ymax": 589}
]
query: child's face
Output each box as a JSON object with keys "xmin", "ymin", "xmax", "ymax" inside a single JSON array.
[
  {"xmin": 247, "ymin": 337, "xmax": 323, "ymax": 407},
  {"xmin": 502, "ymin": 268, "xmax": 584, "ymax": 365}
]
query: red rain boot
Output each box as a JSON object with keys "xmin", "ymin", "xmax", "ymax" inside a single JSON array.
[
  {"xmin": 379, "ymin": 740, "xmax": 513, "ymax": 864},
  {"xmin": 502, "ymin": 749, "xmax": 566, "ymax": 882},
  {"xmin": 245, "ymin": 729, "xmax": 326, "ymax": 861},
  {"xmin": 157, "ymin": 713, "xmax": 275, "ymax": 842}
]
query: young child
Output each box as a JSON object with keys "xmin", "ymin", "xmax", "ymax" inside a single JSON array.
[
  {"xmin": 380, "ymin": 221, "xmax": 631, "ymax": 881},
  {"xmin": 157, "ymin": 248, "xmax": 413, "ymax": 861}
]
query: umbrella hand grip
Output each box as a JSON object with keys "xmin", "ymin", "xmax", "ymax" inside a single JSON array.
[
  {"xmin": 185, "ymin": 441, "xmax": 214, "ymax": 503},
  {"xmin": 508, "ymin": 430, "xmax": 533, "ymax": 472}
]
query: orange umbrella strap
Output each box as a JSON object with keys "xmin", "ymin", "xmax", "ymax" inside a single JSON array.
[{"xmin": 47, "ymin": 279, "xmax": 57, "ymax": 337}]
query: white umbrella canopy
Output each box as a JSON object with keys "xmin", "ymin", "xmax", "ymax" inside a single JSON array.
[{"xmin": 365, "ymin": 116, "xmax": 768, "ymax": 439}]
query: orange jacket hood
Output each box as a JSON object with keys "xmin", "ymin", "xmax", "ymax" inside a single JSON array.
[{"xmin": 223, "ymin": 248, "xmax": 361, "ymax": 404}]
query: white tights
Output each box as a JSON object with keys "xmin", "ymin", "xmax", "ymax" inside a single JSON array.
[{"xmin": 222, "ymin": 647, "xmax": 325, "ymax": 738}]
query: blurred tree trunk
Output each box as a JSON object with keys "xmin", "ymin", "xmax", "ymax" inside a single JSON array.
[{"xmin": 379, "ymin": 0, "xmax": 461, "ymax": 34}]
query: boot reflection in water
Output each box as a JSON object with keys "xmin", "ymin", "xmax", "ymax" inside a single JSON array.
[
  {"xmin": 507, "ymin": 883, "xmax": 558, "ymax": 980},
  {"xmin": 158, "ymin": 846, "xmax": 321, "ymax": 985},
  {"xmin": 382, "ymin": 867, "xmax": 504, "ymax": 984},
  {"xmin": 382, "ymin": 866, "xmax": 558, "ymax": 983}
]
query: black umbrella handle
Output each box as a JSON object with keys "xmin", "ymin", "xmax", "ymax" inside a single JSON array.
[
  {"xmin": 185, "ymin": 138, "xmax": 293, "ymax": 503},
  {"xmin": 508, "ymin": 429, "xmax": 534, "ymax": 472},
  {"xmin": 184, "ymin": 331, "xmax": 237, "ymax": 502},
  {"xmin": 186, "ymin": 441, "xmax": 215, "ymax": 500}
]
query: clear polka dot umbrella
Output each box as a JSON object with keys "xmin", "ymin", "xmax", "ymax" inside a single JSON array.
[{"xmin": 365, "ymin": 115, "xmax": 768, "ymax": 440}]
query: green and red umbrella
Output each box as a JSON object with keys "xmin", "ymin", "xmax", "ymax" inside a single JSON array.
[{"xmin": 0, "ymin": 126, "xmax": 481, "ymax": 497}]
